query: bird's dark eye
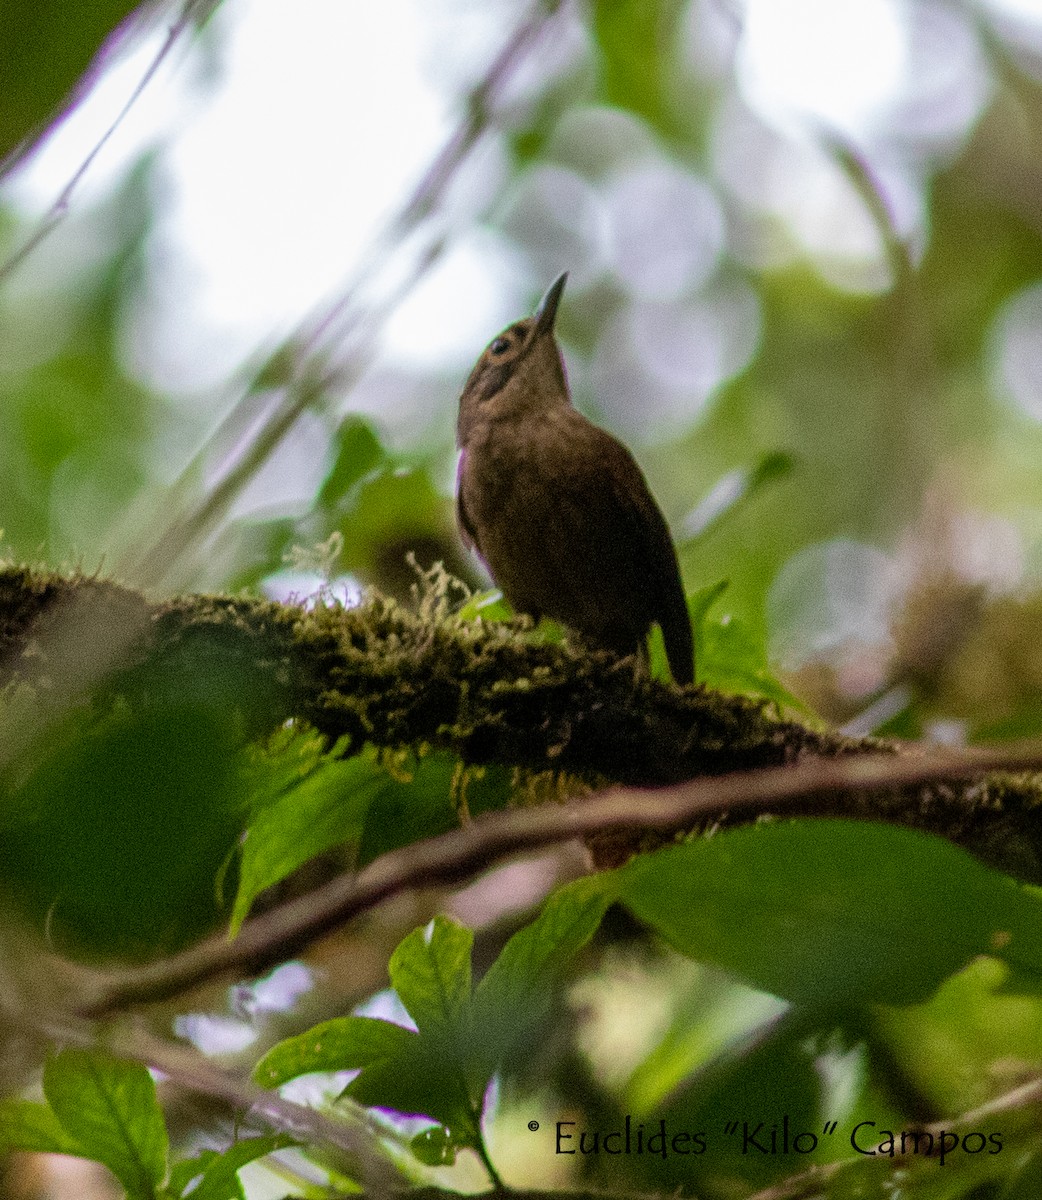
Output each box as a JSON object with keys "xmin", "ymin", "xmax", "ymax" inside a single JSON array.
[{"xmin": 489, "ymin": 336, "xmax": 511, "ymax": 355}]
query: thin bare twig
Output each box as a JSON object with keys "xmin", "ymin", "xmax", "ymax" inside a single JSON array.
[
  {"xmin": 0, "ymin": 939, "xmax": 391, "ymax": 1174},
  {"xmin": 121, "ymin": 233, "xmax": 448, "ymax": 586},
  {"xmin": 819, "ymin": 128, "xmax": 914, "ymax": 289},
  {"xmin": 77, "ymin": 740, "xmax": 1042, "ymax": 1018},
  {"xmin": 0, "ymin": 0, "xmax": 221, "ymax": 288},
  {"xmin": 745, "ymin": 1075, "xmax": 1042, "ymax": 1200},
  {"xmin": 120, "ymin": 0, "xmax": 566, "ymax": 589},
  {"xmin": 0, "ymin": 1004, "xmax": 399, "ymax": 1189}
]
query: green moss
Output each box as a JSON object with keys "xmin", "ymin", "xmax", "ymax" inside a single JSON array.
[{"xmin": 0, "ymin": 564, "xmax": 1040, "ymax": 882}]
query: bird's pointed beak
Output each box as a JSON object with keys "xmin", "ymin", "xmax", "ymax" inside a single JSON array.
[{"xmin": 533, "ymin": 272, "xmax": 568, "ymax": 336}]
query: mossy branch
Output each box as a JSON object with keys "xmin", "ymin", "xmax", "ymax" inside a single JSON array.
[
  {"xmin": 2, "ymin": 564, "xmax": 1042, "ymax": 888},
  {"xmin": 0, "ymin": 564, "xmax": 846, "ymax": 785}
]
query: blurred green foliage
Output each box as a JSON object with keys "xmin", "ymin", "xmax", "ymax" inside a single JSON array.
[
  {"xmin": 0, "ymin": 700, "xmax": 246, "ymax": 959},
  {"xmin": 0, "ymin": 1047, "xmax": 292, "ymax": 1200},
  {"xmin": 0, "ymin": 164, "xmax": 158, "ymax": 561},
  {"xmin": 4, "ymin": 3, "xmax": 1042, "ymax": 1199},
  {"xmin": 592, "ymin": 0, "xmax": 689, "ymax": 131},
  {"xmin": 247, "ymin": 828, "xmax": 1042, "ymax": 1192}
]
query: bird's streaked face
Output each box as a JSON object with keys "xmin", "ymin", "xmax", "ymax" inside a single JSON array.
[{"xmin": 456, "ymin": 274, "xmax": 570, "ymax": 445}]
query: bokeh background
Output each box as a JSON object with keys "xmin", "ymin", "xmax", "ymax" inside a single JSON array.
[
  {"xmin": 9, "ymin": 0, "xmax": 1042, "ymax": 741},
  {"xmin": 6, "ymin": 3, "xmax": 1042, "ymax": 1196}
]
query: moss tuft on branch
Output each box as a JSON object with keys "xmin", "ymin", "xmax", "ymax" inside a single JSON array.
[{"xmin": 2, "ymin": 564, "xmax": 1041, "ymax": 881}]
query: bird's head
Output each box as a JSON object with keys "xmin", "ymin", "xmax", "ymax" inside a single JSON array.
[{"xmin": 457, "ymin": 272, "xmax": 570, "ymax": 445}]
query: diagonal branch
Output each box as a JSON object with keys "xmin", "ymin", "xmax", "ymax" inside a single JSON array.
[
  {"xmin": 745, "ymin": 1074, "xmax": 1042, "ymax": 1200},
  {"xmin": 0, "ymin": 0, "xmax": 222, "ymax": 287},
  {"xmin": 76, "ymin": 740, "xmax": 1042, "ymax": 1018},
  {"xmin": 120, "ymin": 0, "xmax": 567, "ymax": 589},
  {"xmin": 0, "ymin": 1004, "xmax": 399, "ymax": 1189}
]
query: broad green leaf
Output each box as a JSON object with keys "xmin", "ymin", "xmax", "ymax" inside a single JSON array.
[
  {"xmin": 256, "ymin": 882, "xmax": 614, "ymax": 1127},
  {"xmin": 167, "ymin": 1135, "xmax": 292, "ymax": 1200},
  {"xmin": 256, "ymin": 919, "xmax": 483, "ymax": 1138},
  {"xmin": 232, "ymin": 749, "xmax": 387, "ymax": 934},
  {"xmin": 236, "ymin": 747, "xmax": 503, "ymax": 933},
  {"xmin": 253, "ymin": 1012, "xmax": 474, "ymax": 1136},
  {"xmin": 675, "ymin": 580, "xmax": 810, "ymax": 710},
  {"xmin": 253, "ymin": 1016, "xmax": 420, "ymax": 1090},
  {"xmin": 43, "ymin": 1048, "xmax": 168, "ymax": 1198},
  {"xmin": 1, "ymin": 702, "xmax": 246, "ymax": 960},
  {"xmin": 342, "ymin": 1052, "xmax": 476, "ymax": 1137},
  {"xmin": 699, "ymin": 607, "xmax": 810, "ymax": 712},
  {"xmin": 619, "ymin": 820, "xmax": 1042, "ymax": 1006},
  {"xmin": 871, "ymin": 956, "xmax": 1042, "ymax": 1121},
  {"xmin": 355, "ymin": 751, "xmax": 468, "ymax": 865},
  {"xmin": 473, "ymin": 876, "xmax": 616, "ymax": 1073},
  {"xmin": 336, "ymin": 465, "xmax": 448, "ymax": 580},
  {"xmin": 0, "ymin": 1099, "xmax": 83, "ymax": 1157},
  {"xmin": 242, "ymin": 725, "xmax": 336, "ymax": 804},
  {"xmin": 388, "ymin": 917, "xmax": 473, "ymax": 1052}
]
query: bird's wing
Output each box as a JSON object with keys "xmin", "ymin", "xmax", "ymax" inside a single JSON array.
[
  {"xmin": 595, "ymin": 434, "xmax": 694, "ymax": 686},
  {"xmin": 455, "ymin": 452, "xmax": 480, "ymax": 555}
]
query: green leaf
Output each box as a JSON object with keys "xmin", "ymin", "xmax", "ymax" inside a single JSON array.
[
  {"xmin": 231, "ymin": 748, "xmax": 388, "ymax": 935},
  {"xmin": 472, "ymin": 876, "xmax": 616, "ymax": 1073},
  {"xmin": 342, "ymin": 1051, "xmax": 475, "ymax": 1137},
  {"xmin": 255, "ymin": 901, "xmax": 611, "ymax": 1142},
  {"xmin": 388, "ymin": 916, "xmax": 473, "ymax": 1053},
  {"xmin": 168, "ymin": 1134, "xmax": 292, "ymax": 1200},
  {"xmin": 256, "ymin": 920, "xmax": 483, "ymax": 1138},
  {"xmin": 43, "ymin": 1048, "xmax": 168, "ymax": 1198},
  {"xmin": 682, "ymin": 454, "xmax": 797, "ymax": 545},
  {"xmin": 682, "ymin": 579, "xmax": 809, "ymax": 709},
  {"xmin": 619, "ymin": 820, "xmax": 1042, "ymax": 1006},
  {"xmin": 699, "ymin": 606, "xmax": 810, "ymax": 713},
  {"xmin": 1, "ymin": 702, "xmax": 247, "ymax": 960},
  {"xmin": 253, "ymin": 1016, "xmax": 420, "ymax": 1090},
  {"xmin": 0, "ymin": 1099, "xmax": 83, "ymax": 1157},
  {"xmin": 687, "ymin": 579, "xmax": 730, "ymax": 634},
  {"xmin": 316, "ymin": 417, "xmax": 385, "ymax": 511},
  {"xmin": 591, "ymin": 0, "xmax": 687, "ymax": 131},
  {"xmin": 0, "ymin": 4, "xmax": 142, "ymax": 161},
  {"xmin": 455, "ymin": 589, "xmax": 513, "ymax": 624},
  {"xmin": 337, "ymin": 465, "xmax": 447, "ymax": 577},
  {"xmin": 410, "ymin": 1125, "xmax": 457, "ymax": 1167},
  {"xmin": 646, "ymin": 622, "xmax": 671, "ymax": 683},
  {"xmin": 650, "ymin": 580, "xmax": 730, "ymax": 684},
  {"xmin": 356, "ymin": 751, "xmax": 466, "ymax": 865},
  {"xmin": 253, "ymin": 1011, "xmax": 474, "ymax": 1135},
  {"xmin": 241, "ymin": 725, "xmax": 338, "ymax": 807}
]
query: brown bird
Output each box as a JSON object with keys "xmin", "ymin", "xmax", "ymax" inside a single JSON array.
[{"xmin": 456, "ymin": 273, "xmax": 694, "ymax": 685}]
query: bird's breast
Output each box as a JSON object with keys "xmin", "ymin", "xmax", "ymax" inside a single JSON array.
[{"xmin": 461, "ymin": 411, "xmax": 584, "ymax": 525}]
